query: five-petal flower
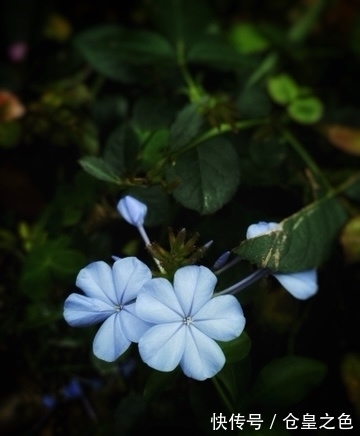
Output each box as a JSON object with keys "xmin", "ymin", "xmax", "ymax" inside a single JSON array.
[
  {"xmin": 136, "ymin": 265, "xmax": 246, "ymax": 381},
  {"xmin": 246, "ymin": 221, "xmax": 318, "ymax": 299},
  {"xmin": 63, "ymin": 257, "xmax": 152, "ymax": 361}
]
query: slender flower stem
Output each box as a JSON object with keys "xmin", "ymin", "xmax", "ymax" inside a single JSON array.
[
  {"xmin": 214, "ymin": 255, "xmax": 241, "ymax": 276},
  {"xmin": 137, "ymin": 225, "xmax": 166, "ymax": 273},
  {"xmin": 215, "ymin": 268, "xmax": 270, "ymax": 296},
  {"xmin": 282, "ymin": 128, "xmax": 331, "ymax": 192}
]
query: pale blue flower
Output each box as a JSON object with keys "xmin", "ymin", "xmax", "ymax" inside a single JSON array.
[
  {"xmin": 117, "ymin": 195, "xmax": 147, "ymax": 227},
  {"xmin": 63, "ymin": 257, "xmax": 152, "ymax": 362},
  {"xmin": 246, "ymin": 221, "xmax": 318, "ymax": 299},
  {"xmin": 136, "ymin": 265, "xmax": 246, "ymax": 381}
]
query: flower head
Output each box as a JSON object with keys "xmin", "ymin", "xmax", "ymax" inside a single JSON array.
[
  {"xmin": 63, "ymin": 257, "xmax": 152, "ymax": 361},
  {"xmin": 136, "ymin": 265, "xmax": 246, "ymax": 381},
  {"xmin": 117, "ymin": 196, "xmax": 147, "ymax": 227},
  {"xmin": 246, "ymin": 221, "xmax": 318, "ymax": 299}
]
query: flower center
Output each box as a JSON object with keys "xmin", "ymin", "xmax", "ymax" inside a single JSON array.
[
  {"xmin": 114, "ymin": 304, "xmax": 123, "ymax": 312},
  {"xmin": 183, "ymin": 316, "xmax": 192, "ymax": 326}
]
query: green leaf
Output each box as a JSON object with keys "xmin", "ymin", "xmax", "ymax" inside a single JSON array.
[
  {"xmin": 132, "ymin": 96, "xmax": 175, "ymax": 131},
  {"xmin": 148, "ymin": 0, "xmax": 214, "ymax": 50},
  {"xmin": 218, "ymin": 331, "xmax": 251, "ymax": 363},
  {"xmin": 74, "ymin": 25, "xmax": 175, "ymax": 81},
  {"xmin": 126, "ymin": 185, "xmax": 170, "ymax": 227},
  {"xmin": 249, "ymin": 135, "xmax": 287, "ymax": 168},
  {"xmin": 250, "ymin": 356, "xmax": 327, "ymax": 408},
  {"xmin": 267, "ymin": 74, "xmax": 299, "ymax": 105},
  {"xmin": 187, "ymin": 36, "xmax": 255, "ymax": 69},
  {"xmin": 228, "ymin": 23, "xmax": 269, "ymax": 54},
  {"xmin": 78, "ymin": 156, "xmax": 122, "ymax": 184},
  {"xmin": 236, "ymin": 86, "xmax": 273, "ymax": 118},
  {"xmin": 143, "ymin": 368, "xmax": 180, "ymax": 402},
  {"xmin": 166, "ymin": 137, "xmax": 240, "ymax": 214},
  {"xmin": 20, "ymin": 240, "xmax": 86, "ymax": 300},
  {"xmin": 287, "ymin": 96, "xmax": 324, "ymax": 124},
  {"xmin": 114, "ymin": 392, "xmax": 146, "ymax": 434},
  {"xmin": 234, "ymin": 195, "xmax": 348, "ymax": 272},
  {"xmin": 169, "ymin": 103, "xmax": 204, "ymax": 151},
  {"xmin": 0, "ymin": 121, "xmax": 21, "ymax": 148},
  {"xmin": 104, "ymin": 124, "xmax": 141, "ymax": 175},
  {"xmin": 141, "ymin": 129, "xmax": 169, "ymax": 171}
]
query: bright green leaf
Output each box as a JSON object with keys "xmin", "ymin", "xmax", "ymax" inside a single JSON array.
[
  {"xmin": 250, "ymin": 356, "xmax": 327, "ymax": 408},
  {"xmin": 267, "ymin": 74, "xmax": 299, "ymax": 105},
  {"xmin": 166, "ymin": 137, "xmax": 240, "ymax": 214},
  {"xmin": 228, "ymin": 23, "xmax": 269, "ymax": 54},
  {"xmin": 234, "ymin": 195, "xmax": 348, "ymax": 272},
  {"xmin": 287, "ymin": 96, "xmax": 324, "ymax": 124},
  {"xmin": 78, "ymin": 156, "xmax": 122, "ymax": 184}
]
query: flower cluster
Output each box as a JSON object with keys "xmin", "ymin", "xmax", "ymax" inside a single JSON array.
[{"xmin": 63, "ymin": 196, "xmax": 317, "ymax": 381}]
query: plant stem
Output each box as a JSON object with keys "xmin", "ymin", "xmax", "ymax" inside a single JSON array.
[
  {"xmin": 211, "ymin": 376, "xmax": 233, "ymax": 414},
  {"xmin": 172, "ymin": 119, "xmax": 264, "ymax": 158},
  {"xmin": 282, "ymin": 128, "xmax": 331, "ymax": 192},
  {"xmin": 215, "ymin": 268, "xmax": 270, "ymax": 296}
]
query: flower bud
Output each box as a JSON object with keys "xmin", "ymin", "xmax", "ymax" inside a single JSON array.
[{"xmin": 117, "ymin": 195, "xmax": 147, "ymax": 227}]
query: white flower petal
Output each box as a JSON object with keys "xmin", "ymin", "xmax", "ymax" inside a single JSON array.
[
  {"xmin": 75, "ymin": 261, "xmax": 117, "ymax": 305},
  {"xmin": 121, "ymin": 302, "xmax": 152, "ymax": 342},
  {"xmin": 173, "ymin": 265, "xmax": 217, "ymax": 316},
  {"xmin": 274, "ymin": 270, "xmax": 318, "ymax": 300},
  {"xmin": 181, "ymin": 327, "xmax": 225, "ymax": 381},
  {"xmin": 93, "ymin": 313, "xmax": 130, "ymax": 361},
  {"xmin": 112, "ymin": 257, "xmax": 152, "ymax": 304},
  {"xmin": 63, "ymin": 293, "xmax": 114, "ymax": 327},
  {"xmin": 246, "ymin": 221, "xmax": 281, "ymax": 239},
  {"xmin": 194, "ymin": 295, "xmax": 246, "ymax": 341},
  {"xmin": 136, "ymin": 278, "xmax": 183, "ymax": 323},
  {"xmin": 138, "ymin": 323, "xmax": 185, "ymax": 371},
  {"xmin": 117, "ymin": 196, "xmax": 147, "ymax": 226}
]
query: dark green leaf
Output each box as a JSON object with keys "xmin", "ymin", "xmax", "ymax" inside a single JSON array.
[
  {"xmin": 143, "ymin": 368, "xmax": 180, "ymax": 401},
  {"xmin": 132, "ymin": 96, "xmax": 175, "ymax": 131},
  {"xmin": 78, "ymin": 156, "xmax": 122, "ymax": 184},
  {"xmin": 219, "ymin": 331, "xmax": 251, "ymax": 363},
  {"xmin": 250, "ymin": 356, "xmax": 327, "ymax": 408},
  {"xmin": 126, "ymin": 185, "xmax": 170, "ymax": 227},
  {"xmin": 74, "ymin": 25, "xmax": 175, "ymax": 81},
  {"xmin": 104, "ymin": 124, "xmax": 141, "ymax": 175},
  {"xmin": 234, "ymin": 195, "xmax": 348, "ymax": 272},
  {"xmin": 114, "ymin": 392, "xmax": 146, "ymax": 434},
  {"xmin": 236, "ymin": 86, "xmax": 273, "ymax": 118},
  {"xmin": 148, "ymin": 0, "xmax": 214, "ymax": 50},
  {"xmin": 169, "ymin": 103, "xmax": 204, "ymax": 151},
  {"xmin": 166, "ymin": 137, "xmax": 240, "ymax": 214},
  {"xmin": 20, "ymin": 240, "xmax": 86, "ymax": 300},
  {"xmin": 187, "ymin": 36, "xmax": 256, "ymax": 69},
  {"xmin": 249, "ymin": 135, "xmax": 287, "ymax": 168},
  {"xmin": 141, "ymin": 129, "xmax": 169, "ymax": 171}
]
